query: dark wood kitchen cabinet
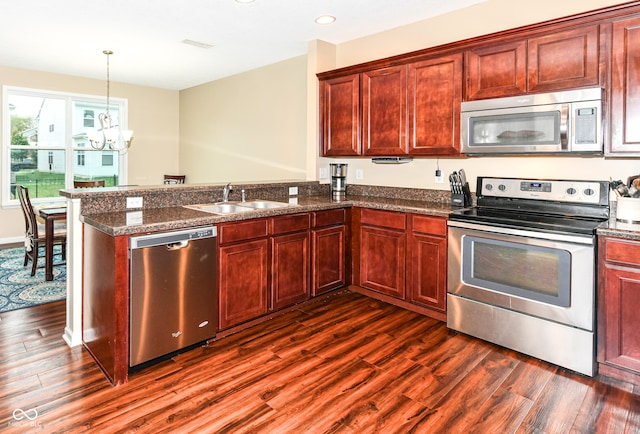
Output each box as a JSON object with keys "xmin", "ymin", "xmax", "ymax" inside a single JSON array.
[
  {"xmin": 270, "ymin": 213, "xmax": 310, "ymax": 310},
  {"xmin": 609, "ymin": 16, "xmax": 640, "ymax": 154},
  {"xmin": 408, "ymin": 215, "xmax": 447, "ymax": 321},
  {"xmin": 217, "ymin": 219, "xmax": 269, "ymax": 330},
  {"xmin": 362, "ymin": 66, "xmax": 408, "ymax": 155},
  {"xmin": 311, "ymin": 209, "xmax": 348, "ymax": 296},
  {"xmin": 408, "ymin": 54, "xmax": 462, "ymax": 156},
  {"xmin": 598, "ymin": 236, "xmax": 640, "ymax": 385},
  {"xmin": 83, "ymin": 225, "xmax": 129, "ymax": 386},
  {"xmin": 356, "ymin": 208, "xmax": 407, "ymax": 299},
  {"xmin": 319, "ymin": 73, "xmax": 361, "ymax": 156},
  {"xmin": 465, "ymin": 25, "xmax": 600, "ymax": 100},
  {"xmin": 318, "ymin": 52, "xmax": 463, "ymax": 157}
]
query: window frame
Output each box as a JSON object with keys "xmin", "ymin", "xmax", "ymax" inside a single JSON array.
[{"xmin": 2, "ymin": 85, "xmax": 129, "ymax": 207}]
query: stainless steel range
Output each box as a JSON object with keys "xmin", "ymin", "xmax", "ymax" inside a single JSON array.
[{"xmin": 447, "ymin": 176, "xmax": 609, "ymax": 376}]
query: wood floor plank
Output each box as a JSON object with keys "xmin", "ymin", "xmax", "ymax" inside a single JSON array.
[{"xmin": 1, "ymin": 291, "xmax": 640, "ymax": 433}]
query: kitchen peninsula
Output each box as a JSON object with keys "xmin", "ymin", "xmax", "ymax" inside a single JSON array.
[{"xmin": 62, "ymin": 181, "xmax": 456, "ymax": 385}]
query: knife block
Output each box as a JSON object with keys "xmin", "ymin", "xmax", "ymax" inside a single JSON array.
[{"xmin": 451, "ymin": 183, "xmax": 473, "ymax": 207}]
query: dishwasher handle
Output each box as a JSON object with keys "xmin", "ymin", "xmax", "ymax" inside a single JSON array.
[
  {"xmin": 130, "ymin": 226, "xmax": 216, "ymax": 250},
  {"xmin": 167, "ymin": 240, "xmax": 189, "ymax": 250}
]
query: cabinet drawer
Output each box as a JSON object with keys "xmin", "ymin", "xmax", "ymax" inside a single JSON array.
[
  {"xmin": 270, "ymin": 213, "xmax": 310, "ymax": 235},
  {"xmin": 412, "ymin": 215, "xmax": 447, "ymax": 236},
  {"xmin": 604, "ymin": 238, "xmax": 640, "ymax": 266},
  {"xmin": 218, "ymin": 219, "xmax": 268, "ymax": 245},
  {"xmin": 360, "ymin": 208, "xmax": 406, "ymax": 230},
  {"xmin": 313, "ymin": 209, "xmax": 346, "ymax": 228}
]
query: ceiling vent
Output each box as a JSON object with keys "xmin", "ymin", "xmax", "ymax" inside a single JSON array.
[{"xmin": 181, "ymin": 39, "xmax": 214, "ymax": 49}]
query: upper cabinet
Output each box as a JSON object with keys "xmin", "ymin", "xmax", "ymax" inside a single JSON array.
[
  {"xmin": 609, "ymin": 16, "xmax": 640, "ymax": 154},
  {"xmin": 362, "ymin": 66, "xmax": 408, "ymax": 155},
  {"xmin": 465, "ymin": 25, "xmax": 601, "ymax": 100},
  {"xmin": 408, "ymin": 54, "xmax": 462, "ymax": 156},
  {"xmin": 319, "ymin": 74, "xmax": 361, "ymax": 157},
  {"xmin": 319, "ymin": 53, "xmax": 463, "ymax": 157},
  {"xmin": 317, "ymin": 3, "xmax": 640, "ymax": 158}
]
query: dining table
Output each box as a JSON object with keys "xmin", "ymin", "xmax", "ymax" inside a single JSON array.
[{"xmin": 38, "ymin": 207, "xmax": 67, "ymax": 281}]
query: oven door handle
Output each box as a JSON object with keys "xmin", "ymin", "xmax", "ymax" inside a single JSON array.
[
  {"xmin": 560, "ymin": 103, "xmax": 569, "ymax": 150},
  {"xmin": 447, "ymin": 220, "xmax": 594, "ymax": 245}
]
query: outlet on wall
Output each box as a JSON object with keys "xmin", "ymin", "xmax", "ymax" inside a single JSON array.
[
  {"xmin": 126, "ymin": 197, "xmax": 143, "ymax": 208},
  {"xmin": 289, "ymin": 186, "xmax": 298, "ymax": 196},
  {"xmin": 356, "ymin": 169, "xmax": 363, "ymax": 180},
  {"xmin": 319, "ymin": 167, "xmax": 328, "ymax": 179}
]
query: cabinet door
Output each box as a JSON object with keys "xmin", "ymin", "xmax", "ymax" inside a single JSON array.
[
  {"xmin": 601, "ymin": 263, "xmax": 640, "ymax": 373},
  {"xmin": 408, "ymin": 215, "xmax": 447, "ymax": 312},
  {"xmin": 360, "ymin": 225, "xmax": 406, "ymax": 299},
  {"xmin": 271, "ymin": 231, "xmax": 310, "ymax": 310},
  {"xmin": 218, "ymin": 239, "xmax": 269, "ymax": 330},
  {"xmin": 319, "ymin": 74, "xmax": 361, "ymax": 156},
  {"xmin": 409, "ymin": 233, "xmax": 447, "ymax": 312},
  {"xmin": 408, "ymin": 54, "xmax": 462, "ymax": 156},
  {"xmin": 362, "ymin": 66, "xmax": 408, "ymax": 155},
  {"xmin": 610, "ymin": 17, "xmax": 640, "ymax": 154},
  {"xmin": 312, "ymin": 225, "xmax": 346, "ymax": 296},
  {"xmin": 528, "ymin": 25, "xmax": 600, "ymax": 93},
  {"xmin": 465, "ymin": 40, "xmax": 527, "ymax": 100}
]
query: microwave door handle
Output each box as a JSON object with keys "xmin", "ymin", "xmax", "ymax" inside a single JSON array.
[{"xmin": 559, "ymin": 104, "xmax": 569, "ymax": 149}]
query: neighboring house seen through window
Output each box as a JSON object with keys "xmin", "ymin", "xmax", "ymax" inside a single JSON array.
[{"xmin": 2, "ymin": 86, "xmax": 129, "ymax": 205}]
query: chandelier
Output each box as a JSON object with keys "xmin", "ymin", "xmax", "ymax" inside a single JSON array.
[{"xmin": 87, "ymin": 50, "xmax": 133, "ymax": 152}]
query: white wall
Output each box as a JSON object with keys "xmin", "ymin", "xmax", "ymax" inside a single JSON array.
[{"xmin": 179, "ymin": 56, "xmax": 308, "ymax": 184}]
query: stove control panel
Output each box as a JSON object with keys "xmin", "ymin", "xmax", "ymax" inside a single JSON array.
[{"xmin": 479, "ymin": 177, "xmax": 605, "ymax": 204}]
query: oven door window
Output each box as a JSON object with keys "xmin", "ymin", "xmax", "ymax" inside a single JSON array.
[
  {"xmin": 462, "ymin": 235, "xmax": 570, "ymax": 307},
  {"xmin": 469, "ymin": 111, "xmax": 560, "ymax": 147}
]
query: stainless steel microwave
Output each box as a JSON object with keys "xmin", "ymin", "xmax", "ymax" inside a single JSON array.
[{"xmin": 460, "ymin": 87, "xmax": 603, "ymax": 155}]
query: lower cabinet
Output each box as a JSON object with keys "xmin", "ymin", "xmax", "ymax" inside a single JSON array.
[
  {"xmin": 408, "ymin": 215, "xmax": 447, "ymax": 316},
  {"xmin": 598, "ymin": 236, "xmax": 640, "ymax": 384},
  {"xmin": 311, "ymin": 209, "xmax": 348, "ymax": 296},
  {"xmin": 270, "ymin": 213, "xmax": 310, "ymax": 311},
  {"xmin": 358, "ymin": 208, "xmax": 407, "ymax": 298},
  {"xmin": 218, "ymin": 219, "xmax": 269, "ymax": 330},
  {"xmin": 353, "ymin": 207, "xmax": 447, "ymax": 320},
  {"xmin": 218, "ymin": 213, "xmax": 312, "ymax": 330}
]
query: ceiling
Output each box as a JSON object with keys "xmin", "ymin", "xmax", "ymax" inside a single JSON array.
[{"xmin": 1, "ymin": 0, "xmax": 486, "ymax": 90}]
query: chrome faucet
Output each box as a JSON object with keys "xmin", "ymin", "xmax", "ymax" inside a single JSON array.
[{"xmin": 222, "ymin": 183, "xmax": 233, "ymax": 202}]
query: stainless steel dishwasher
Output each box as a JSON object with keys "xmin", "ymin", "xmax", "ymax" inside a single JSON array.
[{"xmin": 129, "ymin": 226, "xmax": 217, "ymax": 367}]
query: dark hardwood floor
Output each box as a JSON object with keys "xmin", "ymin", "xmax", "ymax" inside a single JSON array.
[{"xmin": 1, "ymin": 290, "xmax": 639, "ymax": 433}]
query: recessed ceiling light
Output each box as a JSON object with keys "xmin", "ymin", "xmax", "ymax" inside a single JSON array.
[
  {"xmin": 315, "ymin": 15, "xmax": 336, "ymax": 25},
  {"xmin": 235, "ymin": 0, "xmax": 255, "ymax": 3}
]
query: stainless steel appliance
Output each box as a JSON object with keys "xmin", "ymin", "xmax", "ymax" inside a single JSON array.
[
  {"xmin": 461, "ymin": 87, "xmax": 603, "ymax": 155},
  {"xmin": 330, "ymin": 163, "xmax": 348, "ymax": 198},
  {"xmin": 447, "ymin": 177, "xmax": 609, "ymax": 376},
  {"xmin": 129, "ymin": 226, "xmax": 217, "ymax": 367}
]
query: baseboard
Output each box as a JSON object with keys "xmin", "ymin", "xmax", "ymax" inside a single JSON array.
[{"xmin": 0, "ymin": 236, "xmax": 25, "ymax": 247}]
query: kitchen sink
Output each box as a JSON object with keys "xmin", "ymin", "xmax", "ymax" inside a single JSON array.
[
  {"xmin": 241, "ymin": 200, "xmax": 297, "ymax": 209},
  {"xmin": 184, "ymin": 203, "xmax": 255, "ymax": 214},
  {"xmin": 184, "ymin": 200, "xmax": 296, "ymax": 215}
]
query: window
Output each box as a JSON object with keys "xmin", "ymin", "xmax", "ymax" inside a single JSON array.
[
  {"xmin": 102, "ymin": 153, "xmax": 113, "ymax": 166},
  {"xmin": 83, "ymin": 110, "xmax": 94, "ymax": 128},
  {"xmin": 3, "ymin": 86, "xmax": 129, "ymax": 204}
]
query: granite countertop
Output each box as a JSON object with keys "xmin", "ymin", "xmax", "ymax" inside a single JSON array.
[
  {"xmin": 81, "ymin": 195, "xmax": 460, "ymax": 236},
  {"xmin": 597, "ymin": 218, "xmax": 640, "ymax": 241}
]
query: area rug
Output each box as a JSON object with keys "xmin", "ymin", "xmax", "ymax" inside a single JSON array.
[{"xmin": 0, "ymin": 247, "xmax": 66, "ymax": 313}]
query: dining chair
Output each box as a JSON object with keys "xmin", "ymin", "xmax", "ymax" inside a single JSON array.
[
  {"xmin": 74, "ymin": 180, "xmax": 105, "ymax": 188},
  {"xmin": 164, "ymin": 175, "xmax": 186, "ymax": 185},
  {"xmin": 16, "ymin": 185, "xmax": 67, "ymax": 276}
]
